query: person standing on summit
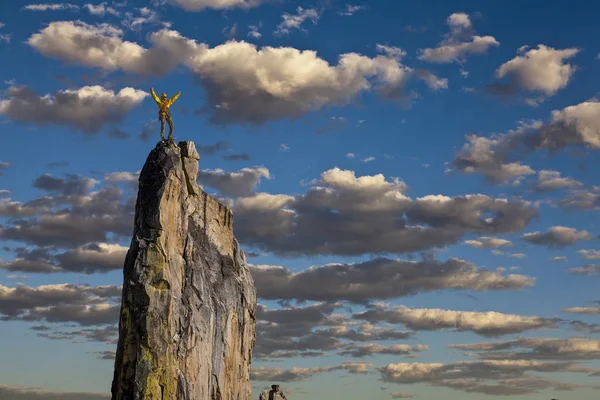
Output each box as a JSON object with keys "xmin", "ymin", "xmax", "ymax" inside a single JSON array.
[{"xmin": 150, "ymin": 88, "xmax": 181, "ymax": 142}]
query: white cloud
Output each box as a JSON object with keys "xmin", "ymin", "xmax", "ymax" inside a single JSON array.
[
  {"xmin": 122, "ymin": 7, "xmax": 168, "ymax": 31},
  {"xmin": 355, "ymin": 306, "xmax": 558, "ymax": 336},
  {"xmin": 418, "ymin": 12, "xmax": 499, "ymax": 63},
  {"xmin": 563, "ymin": 307, "xmax": 600, "ymax": 315},
  {"xmin": 416, "ymin": 70, "xmax": 449, "ymax": 91},
  {"xmin": 453, "ymin": 133, "xmax": 536, "ymax": 184},
  {"xmin": 464, "ymin": 236, "xmax": 513, "ymax": 249},
  {"xmin": 535, "ymin": 169, "xmax": 583, "ymax": 192},
  {"xmin": 453, "ymin": 99, "xmax": 600, "ymax": 183},
  {"xmin": 338, "ymin": 5, "xmax": 365, "ymax": 17},
  {"xmin": 104, "ymin": 171, "xmax": 140, "ymax": 184},
  {"xmin": 339, "ymin": 343, "xmax": 428, "ymax": 358},
  {"xmin": 251, "ymin": 362, "xmax": 372, "ymax": 382},
  {"xmin": 578, "ymin": 249, "xmax": 600, "ymax": 260},
  {"xmin": 522, "ymin": 226, "xmax": 593, "ymax": 248},
  {"xmin": 197, "ymin": 166, "xmax": 271, "ymax": 197},
  {"xmin": 569, "ymin": 264, "xmax": 600, "ymax": 275},
  {"xmin": 248, "ymin": 22, "xmax": 262, "ymax": 39},
  {"xmin": 0, "ymin": 85, "xmax": 148, "ymax": 134},
  {"xmin": 275, "ymin": 6, "xmax": 321, "ymax": 36},
  {"xmin": 496, "ymin": 45, "xmax": 579, "ymax": 96},
  {"xmin": 379, "ymin": 357, "xmax": 592, "ymax": 395},
  {"xmin": 23, "ymin": 3, "xmax": 80, "ymax": 11},
  {"xmin": 84, "ymin": 2, "xmax": 120, "ymax": 16},
  {"xmin": 171, "ymin": 0, "xmax": 270, "ymax": 11},
  {"xmin": 251, "ymin": 257, "xmax": 534, "ymax": 303},
  {"xmin": 26, "ymin": 22, "xmax": 446, "ymax": 124},
  {"xmin": 235, "ymin": 171, "xmax": 537, "ymax": 256},
  {"xmin": 449, "ymin": 337, "xmax": 600, "ymax": 361}
]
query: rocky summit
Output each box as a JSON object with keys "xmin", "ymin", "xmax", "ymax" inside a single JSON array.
[{"xmin": 111, "ymin": 141, "xmax": 257, "ymax": 400}]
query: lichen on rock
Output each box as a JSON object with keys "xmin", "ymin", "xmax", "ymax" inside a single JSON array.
[{"xmin": 111, "ymin": 140, "xmax": 257, "ymax": 400}]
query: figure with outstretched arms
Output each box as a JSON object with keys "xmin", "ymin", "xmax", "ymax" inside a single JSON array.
[{"xmin": 150, "ymin": 88, "xmax": 181, "ymax": 141}]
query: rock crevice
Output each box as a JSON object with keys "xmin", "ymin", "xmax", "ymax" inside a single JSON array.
[{"xmin": 111, "ymin": 141, "xmax": 256, "ymax": 400}]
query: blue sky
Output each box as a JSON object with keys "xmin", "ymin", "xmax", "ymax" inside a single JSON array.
[{"xmin": 1, "ymin": 0, "xmax": 600, "ymax": 399}]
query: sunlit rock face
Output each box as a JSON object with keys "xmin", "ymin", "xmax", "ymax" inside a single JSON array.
[{"xmin": 111, "ymin": 140, "xmax": 257, "ymax": 400}]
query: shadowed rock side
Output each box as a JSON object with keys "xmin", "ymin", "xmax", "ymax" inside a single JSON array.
[{"xmin": 111, "ymin": 140, "xmax": 257, "ymax": 400}]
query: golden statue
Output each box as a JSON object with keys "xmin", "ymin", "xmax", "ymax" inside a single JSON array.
[{"xmin": 150, "ymin": 88, "xmax": 181, "ymax": 141}]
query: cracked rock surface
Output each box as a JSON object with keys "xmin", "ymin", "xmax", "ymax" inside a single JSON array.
[{"xmin": 111, "ymin": 140, "xmax": 257, "ymax": 400}]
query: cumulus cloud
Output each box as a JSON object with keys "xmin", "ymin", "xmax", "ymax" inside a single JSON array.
[
  {"xmin": 534, "ymin": 169, "xmax": 583, "ymax": 192},
  {"xmin": 251, "ymin": 362, "xmax": 372, "ymax": 382},
  {"xmin": 569, "ymin": 264, "xmax": 600, "ymax": 275},
  {"xmin": 355, "ymin": 306, "xmax": 559, "ymax": 337},
  {"xmin": 247, "ymin": 23, "xmax": 262, "ymax": 39},
  {"xmin": 84, "ymin": 2, "xmax": 121, "ymax": 17},
  {"xmin": 0, "ymin": 198, "xmax": 48, "ymax": 218},
  {"xmin": 274, "ymin": 7, "xmax": 320, "ymax": 36},
  {"xmin": 0, "ymin": 282, "xmax": 120, "ymax": 326},
  {"xmin": 415, "ymin": 69, "xmax": 449, "ymax": 90},
  {"xmin": 34, "ymin": 174, "xmax": 98, "ymax": 195},
  {"xmin": 418, "ymin": 12, "xmax": 499, "ymax": 63},
  {"xmin": 449, "ymin": 337, "xmax": 600, "ymax": 361},
  {"xmin": 26, "ymin": 22, "xmax": 445, "ymax": 124},
  {"xmin": 558, "ymin": 188, "xmax": 600, "ymax": 210},
  {"xmin": 0, "ymin": 173, "xmax": 134, "ymax": 248},
  {"xmin": 250, "ymin": 258, "xmax": 533, "ymax": 304},
  {"xmin": 197, "ymin": 166, "xmax": 270, "ymax": 197},
  {"xmin": 464, "ymin": 236, "xmax": 513, "ymax": 249},
  {"xmin": 23, "ymin": 3, "xmax": 80, "ymax": 11},
  {"xmin": 492, "ymin": 45, "xmax": 579, "ymax": 97},
  {"xmin": 453, "ymin": 100, "xmax": 600, "ymax": 183},
  {"xmin": 338, "ymin": 343, "xmax": 428, "ymax": 358},
  {"xmin": 121, "ymin": 7, "xmax": 169, "ymax": 31},
  {"xmin": 563, "ymin": 307, "xmax": 600, "ymax": 315},
  {"xmin": 235, "ymin": 168, "xmax": 537, "ymax": 256},
  {"xmin": 0, "ymin": 85, "xmax": 147, "ymax": 134},
  {"xmin": 55, "ymin": 243, "xmax": 127, "ymax": 273},
  {"xmin": 253, "ymin": 302, "xmax": 348, "ymax": 359},
  {"xmin": 104, "ymin": 171, "xmax": 140, "ymax": 185},
  {"xmin": 37, "ymin": 324, "xmax": 118, "ymax": 344},
  {"xmin": 170, "ymin": 0, "xmax": 271, "ymax": 11},
  {"xmin": 452, "ymin": 132, "xmax": 536, "ymax": 184},
  {"xmin": 339, "ymin": 5, "xmax": 364, "ymax": 17},
  {"xmin": 521, "ymin": 226, "xmax": 593, "ymax": 248},
  {"xmin": 578, "ymin": 249, "xmax": 600, "ymax": 260},
  {"xmin": 379, "ymin": 359, "xmax": 590, "ymax": 395}
]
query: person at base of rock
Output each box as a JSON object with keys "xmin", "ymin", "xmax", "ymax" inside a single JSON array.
[
  {"xmin": 150, "ymin": 88, "xmax": 181, "ymax": 142},
  {"xmin": 268, "ymin": 384, "xmax": 287, "ymax": 400}
]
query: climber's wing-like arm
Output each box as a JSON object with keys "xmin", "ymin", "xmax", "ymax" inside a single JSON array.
[
  {"xmin": 168, "ymin": 91, "xmax": 181, "ymax": 106},
  {"xmin": 150, "ymin": 88, "xmax": 161, "ymax": 104}
]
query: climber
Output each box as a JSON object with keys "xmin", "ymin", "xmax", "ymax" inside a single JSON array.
[
  {"xmin": 268, "ymin": 385, "xmax": 287, "ymax": 400},
  {"xmin": 150, "ymin": 88, "xmax": 181, "ymax": 142}
]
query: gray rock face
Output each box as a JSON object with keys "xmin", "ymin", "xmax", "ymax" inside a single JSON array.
[{"xmin": 111, "ymin": 141, "xmax": 257, "ymax": 400}]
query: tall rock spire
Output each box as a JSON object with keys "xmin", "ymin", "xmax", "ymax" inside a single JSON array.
[{"xmin": 111, "ymin": 141, "xmax": 256, "ymax": 400}]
